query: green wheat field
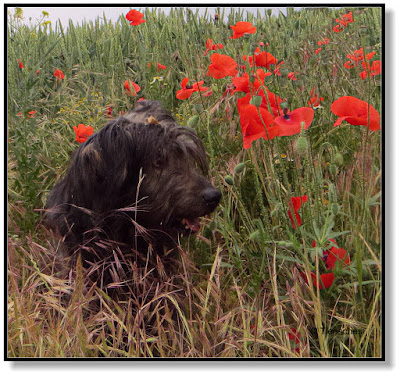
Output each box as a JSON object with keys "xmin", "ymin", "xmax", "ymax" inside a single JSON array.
[{"xmin": 7, "ymin": 6, "xmax": 382, "ymax": 358}]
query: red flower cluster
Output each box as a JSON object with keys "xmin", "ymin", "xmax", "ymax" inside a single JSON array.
[
  {"xmin": 314, "ymin": 37, "xmax": 330, "ymax": 55},
  {"xmin": 17, "ymin": 59, "xmax": 24, "ymax": 69},
  {"xmin": 73, "ymin": 124, "xmax": 93, "ymax": 143},
  {"xmin": 233, "ymin": 68, "xmax": 314, "ymax": 148},
  {"xmin": 147, "ymin": 62, "xmax": 166, "ymax": 71},
  {"xmin": 176, "ymin": 77, "xmax": 210, "ymax": 100},
  {"xmin": 288, "ymin": 195, "xmax": 308, "ymax": 229},
  {"xmin": 308, "ymin": 87, "xmax": 324, "ymax": 108},
  {"xmin": 204, "ymin": 39, "xmax": 223, "ymax": 55},
  {"xmin": 126, "ymin": 9, "xmax": 145, "ymax": 26},
  {"xmin": 360, "ymin": 60, "xmax": 381, "ymax": 80},
  {"xmin": 54, "ymin": 68, "xmax": 65, "ymax": 81},
  {"xmin": 301, "ymin": 239, "xmax": 351, "ymax": 289},
  {"xmin": 333, "ymin": 11, "xmax": 353, "ymax": 33},
  {"xmin": 331, "ymin": 96, "xmax": 380, "ymax": 131},
  {"xmin": 243, "ymin": 48, "xmax": 278, "ymax": 71},
  {"xmin": 230, "ymin": 21, "xmax": 257, "ymax": 39},
  {"xmin": 124, "ymin": 80, "xmax": 141, "ymax": 96}
]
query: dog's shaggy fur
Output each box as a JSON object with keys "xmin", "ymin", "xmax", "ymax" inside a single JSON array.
[{"xmin": 44, "ymin": 100, "xmax": 221, "ymax": 278}]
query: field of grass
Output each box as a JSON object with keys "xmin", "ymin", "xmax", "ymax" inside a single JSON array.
[{"xmin": 7, "ymin": 6, "xmax": 382, "ymax": 358}]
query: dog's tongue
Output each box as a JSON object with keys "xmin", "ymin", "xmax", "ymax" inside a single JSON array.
[{"xmin": 185, "ymin": 218, "xmax": 200, "ymax": 232}]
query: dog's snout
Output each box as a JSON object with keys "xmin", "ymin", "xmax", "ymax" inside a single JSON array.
[{"xmin": 202, "ymin": 187, "xmax": 222, "ymax": 207}]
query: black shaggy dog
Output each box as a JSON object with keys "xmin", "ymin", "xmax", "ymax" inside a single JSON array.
[{"xmin": 44, "ymin": 100, "xmax": 221, "ymax": 282}]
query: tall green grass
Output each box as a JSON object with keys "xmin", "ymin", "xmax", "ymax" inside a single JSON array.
[{"xmin": 7, "ymin": 6, "xmax": 382, "ymax": 358}]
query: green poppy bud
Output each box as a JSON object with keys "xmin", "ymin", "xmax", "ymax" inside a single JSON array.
[
  {"xmin": 329, "ymin": 163, "xmax": 338, "ymax": 176},
  {"xmin": 296, "ymin": 136, "xmax": 308, "ymax": 155},
  {"xmin": 224, "ymin": 175, "xmax": 234, "ymax": 185},
  {"xmin": 280, "ymin": 101, "xmax": 289, "ymax": 109},
  {"xmin": 249, "ymin": 230, "xmax": 260, "ymax": 241},
  {"xmin": 267, "ymin": 9, "xmax": 272, "ymax": 16},
  {"xmin": 359, "ymin": 26, "xmax": 368, "ymax": 34},
  {"xmin": 234, "ymin": 162, "xmax": 246, "ymax": 174},
  {"xmin": 193, "ymin": 104, "xmax": 203, "ymax": 114},
  {"xmin": 331, "ymin": 203, "xmax": 340, "ymax": 215},
  {"xmin": 250, "ymin": 95, "xmax": 263, "ymax": 108},
  {"xmin": 332, "ymin": 152, "xmax": 344, "ymax": 166},
  {"xmin": 187, "ymin": 115, "xmax": 200, "ymax": 128}
]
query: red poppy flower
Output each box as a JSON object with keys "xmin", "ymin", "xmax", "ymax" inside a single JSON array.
[
  {"xmin": 237, "ymin": 90, "xmax": 284, "ymax": 118},
  {"xmin": 325, "ymin": 247, "xmax": 350, "ymax": 270},
  {"xmin": 176, "ymin": 78, "xmax": 209, "ymax": 100},
  {"xmin": 126, "ymin": 9, "xmax": 145, "ymax": 26},
  {"xmin": 288, "ymin": 328, "xmax": 300, "ymax": 344},
  {"xmin": 207, "ymin": 53, "xmax": 238, "ymax": 79},
  {"xmin": 54, "ymin": 68, "xmax": 65, "ymax": 80},
  {"xmin": 230, "ymin": 21, "xmax": 257, "ymax": 39},
  {"xmin": 18, "ymin": 61, "xmax": 24, "ymax": 69},
  {"xmin": 332, "ymin": 25, "xmax": 343, "ymax": 33},
  {"xmin": 310, "ymin": 272, "xmax": 335, "ymax": 289},
  {"xmin": 36, "ymin": 69, "xmax": 40, "ymax": 74},
  {"xmin": 147, "ymin": 62, "xmax": 167, "ymax": 71},
  {"xmin": 253, "ymin": 69, "xmax": 272, "ymax": 90},
  {"xmin": 73, "ymin": 124, "xmax": 93, "ymax": 143},
  {"xmin": 204, "ymin": 38, "xmax": 223, "ymax": 55},
  {"xmin": 288, "ymin": 72, "xmax": 297, "ymax": 81},
  {"xmin": 273, "ymin": 61, "xmax": 285, "ymax": 76},
  {"xmin": 105, "ymin": 105, "xmax": 113, "ymax": 118},
  {"xmin": 360, "ymin": 60, "xmax": 381, "ymax": 80},
  {"xmin": 232, "ymin": 73, "xmax": 251, "ymax": 93},
  {"xmin": 124, "ymin": 80, "xmax": 141, "ymax": 96},
  {"xmin": 243, "ymin": 49, "xmax": 278, "ymax": 71},
  {"xmin": 317, "ymin": 37, "xmax": 330, "ymax": 46},
  {"xmin": 331, "ymin": 96, "xmax": 380, "ymax": 131},
  {"xmin": 287, "ymin": 195, "xmax": 308, "ymax": 229},
  {"xmin": 315, "ymin": 47, "xmax": 322, "ymax": 55},
  {"xmin": 27, "ymin": 110, "xmax": 36, "ymax": 118},
  {"xmin": 274, "ymin": 107, "xmax": 314, "ymax": 137},
  {"xmin": 238, "ymin": 102, "xmax": 278, "ymax": 149},
  {"xmin": 308, "ymin": 87, "xmax": 324, "ymax": 108},
  {"xmin": 17, "ymin": 112, "xmax": 22, "ymax": 118}
]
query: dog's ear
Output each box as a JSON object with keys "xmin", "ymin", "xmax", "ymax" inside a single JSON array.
[{"xmin": 146, "ymin": 116, "xmax": 160, "ymax": 125}]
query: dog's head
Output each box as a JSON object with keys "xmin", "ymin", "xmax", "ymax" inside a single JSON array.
[{"xmin": 45, "ymin": 100, "xmax": 221, "ymax": 249}]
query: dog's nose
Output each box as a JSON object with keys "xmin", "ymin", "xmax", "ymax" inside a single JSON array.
[{"xmin": 202, "ymin": 187, "xmax": 222, "ymax": 207}]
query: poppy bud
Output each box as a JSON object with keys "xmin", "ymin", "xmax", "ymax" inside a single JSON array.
[
  {"xmin": 309, "ymin": 56, "xmax": 317, "ymax": 65},
  {"xmin": 234, "ymin": 162, "xmax": 246, "ymax": 174},
  {"xmin": 193, "ymin": 104, "xmax": 203, "ymax": 113},
  {"xmin": 250, "ymin": 95, "xmax": 263, "ymax": 107},
  {"xmin": 329, "ymin": 164, "xmax": 338, "ymax": 176},
  {"xmin": 331, "ymin": 203, "xmax": 340, "ymax": 215},
  {"xmin": 328, "ymin": 183, "xmax": 337, "ymax": 203},
  {"xmin": 187, "ymin": 115, "xmax": 200, "ymax": 128},
  {"xmin": 280, "ymin": 101, "xmax": 289, "ymax": 109},
  {"xmin": 267, "ymin": 9, "xmax": 272, "ymax": 16},
  {"xmin": 332, "ymin": 152, "xmax": 344, "ymax": 166},
  {"xmin": 296, "ymin": 136, "xmax": 308, "ymax": 155},
  {"xmin": 280, "ymin": 68, "xmax": 289, "ymax": 77},
  {"xmin": 224, "ymin": 175, "xmax": 234, "ymax": 185},
  {"xmin": 249, "ymin": 230, "xmax": 260, "ymax": 241}
]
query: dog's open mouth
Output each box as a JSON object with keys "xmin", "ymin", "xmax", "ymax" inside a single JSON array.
[{"xmin": 175, "ymin": 217, "xmax": 201, "ymax": 236}]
